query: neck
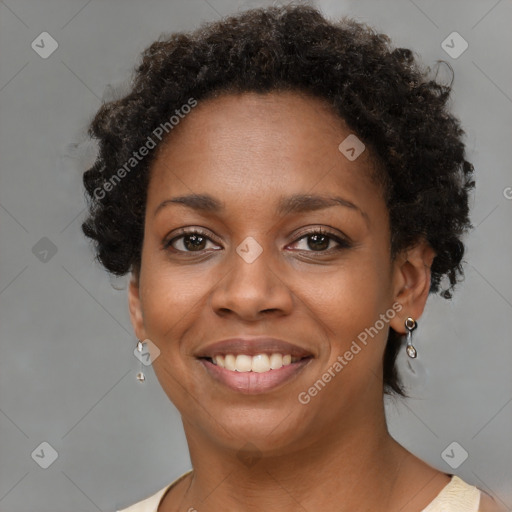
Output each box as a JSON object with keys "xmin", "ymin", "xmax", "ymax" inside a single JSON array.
[{"xmin": 173, "ymin": 394, "xmax": 412, "ymax": 512}]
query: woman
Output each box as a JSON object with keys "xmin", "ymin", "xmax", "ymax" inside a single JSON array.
[{"xmin": 81, "ymin": 5, "xmax": 503, "ymax": 512}]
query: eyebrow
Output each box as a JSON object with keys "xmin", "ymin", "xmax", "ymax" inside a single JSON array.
[{"xmin": 154, "ymin": 192, "xmax": 368, "ymax": 222}]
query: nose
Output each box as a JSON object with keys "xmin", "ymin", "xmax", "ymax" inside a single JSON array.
[{"xmin": 209, "ymin": 239, "xmax": 294, "ymax": 321}]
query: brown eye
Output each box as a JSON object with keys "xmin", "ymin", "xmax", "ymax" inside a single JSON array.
[
  {"xmin": 163, "ymin": 229, "xmax": 220, "ymax": 253},
  {"xmin": 290, "ymin": 229, "xmax": 351, "ymax": 253}
]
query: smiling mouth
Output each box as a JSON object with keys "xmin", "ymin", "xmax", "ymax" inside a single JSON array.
[{"xmin": 198, "ymin": 354, "xmax": 313, "ymax": 394}]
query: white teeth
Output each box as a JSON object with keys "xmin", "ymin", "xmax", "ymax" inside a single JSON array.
[{"xmin": 211, "ymin": 353, "xmax": 298, "ymax": 372}]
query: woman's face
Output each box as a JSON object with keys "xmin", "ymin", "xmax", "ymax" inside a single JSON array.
[{"xmin": 129, "ymin": 91, "xmax": 409, "ymax": 453}]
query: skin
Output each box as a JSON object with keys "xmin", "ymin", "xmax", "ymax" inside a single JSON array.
[{"xmin": 128, "ymin": 90, "xmax": 456, "ymax": 512}]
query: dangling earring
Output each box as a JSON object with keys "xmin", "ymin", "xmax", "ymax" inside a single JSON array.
[
  {"xmin": 135, "ymin": 339, "xmax": 146, "ymax": 382},
  {"xmin": 405, "ymin": 317, "xmax": 417, "ymax": 358},
  {"xmin": 134, "ymin": 338, "xmax": 160, "ymax": 382}
]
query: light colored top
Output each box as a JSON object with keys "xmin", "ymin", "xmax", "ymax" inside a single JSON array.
[
  {"xmin": 117, "ymin": 472, "xmax": 485, "ymax": 512},
  {"xmin": 117, "ymin": 470, "xmax": 193, "ymax": 512}
]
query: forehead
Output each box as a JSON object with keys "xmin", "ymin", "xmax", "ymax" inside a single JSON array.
[{"xmin": 147, "ymin": 90, "xmax": 381, "ymax": 211}]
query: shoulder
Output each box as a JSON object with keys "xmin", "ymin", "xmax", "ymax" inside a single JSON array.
[
  {"xmin": 116, "ymin": 469, "xmax": 193, "ymax": 512},
  {"xmin": 422, "ymin": 475, "xmax": 502, "ymax": 512},
  {"xmin": 116, "ymin": 484, "xmax": 170, "ymax": 512}
]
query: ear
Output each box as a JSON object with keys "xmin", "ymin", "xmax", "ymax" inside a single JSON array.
[
  {"xmin": 389, "ymin": 239, "xmax": 436, "ymax": 335},
  {"xmin": 128, "ymin": 270, "xmax": 148, "ymax": 341}
]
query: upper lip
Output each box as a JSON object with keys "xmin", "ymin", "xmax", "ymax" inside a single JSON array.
[{"xmin": 195, "ymin": 337, "xmax": 314, "ymax": 359}]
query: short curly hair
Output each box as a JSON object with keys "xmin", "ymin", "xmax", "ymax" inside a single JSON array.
[{"xmin": 81, "ymin": 4, "xmax": 475, "ymax": 396}]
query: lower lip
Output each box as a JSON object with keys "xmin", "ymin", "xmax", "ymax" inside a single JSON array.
[{"xmin": 198, "ymin": 358, "xmax": 313, "ymax": 394}]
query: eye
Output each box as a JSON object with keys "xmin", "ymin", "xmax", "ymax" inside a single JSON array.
[
  {"xmin": 163, "ymin": 228, "xmax": 220, "ymax": 253},
  {"xmin": 289, "ymin": 228, "xmax": 351, "ymax": 253},
  {"xmin": 163, "ymin": 227, "xmax": 351, "ymax": 255}
]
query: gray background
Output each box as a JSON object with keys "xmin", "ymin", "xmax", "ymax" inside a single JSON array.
[{"xmin": 0, "ymin": 0, "xmax": 511, "ymax": 511}]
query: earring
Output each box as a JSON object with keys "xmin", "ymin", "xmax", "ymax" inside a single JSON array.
[
  {"xmin": 135, "ymin": 339, "xmax": 146, "ymax": 382},
  {"xmin": 405, "ymin": 317, "xmax": 417, "ymax": 358}
]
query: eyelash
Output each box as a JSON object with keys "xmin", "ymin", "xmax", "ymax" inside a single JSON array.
[{"xmin": 162, "ymin": 227, "xmax": 351, "ymax": 255}]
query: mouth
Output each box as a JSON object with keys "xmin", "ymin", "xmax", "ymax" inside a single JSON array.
[
  {"xmin": 194, "ymin": 337, "xmax": 315, "ymax": 394},
  {"xmin": 197, "ymin": 353, "xmax": 314, "ymax": 394}
]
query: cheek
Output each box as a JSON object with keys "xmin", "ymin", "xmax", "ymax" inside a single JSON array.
[
  {"xmin": 140, "ymin": 264, "xmax": 208, "ymax": 344},
  {"xmin": 138, "ymin": 260, "xmax": 211, "ymax": 405},
  {"xmin": 307, "ymin": 253, "xmax": 392, "ymax": 370},
  {"xmin": 315, "ymin": 255, "xmax": 389, "ymax": 322}
]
